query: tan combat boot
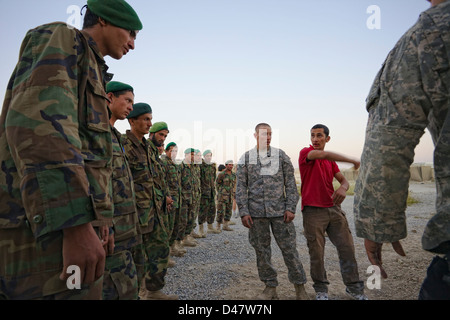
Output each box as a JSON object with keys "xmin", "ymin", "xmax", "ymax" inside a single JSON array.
[
  {"xmin": 145, "ymin": 290, "xmax": 179, "ymax": 300},
  {"xmin": 257, "ymin": 286, "xmax": 279, "ymax": 300},
  {"xmin": 171, "ymin": 242, "xmax": 185, "ymax": 257},
  {"xmin": 294, "ymin": 284, "xmax": 310, "ymax": 300},
  {"xmin": 216, "ymin": 222, "xmax": 222, "ymax": 233},
  {"xmin": 222, "ymin": 221, "xmax": 233, "ymax": 231},
  {"xmin": 198, "ymin": 223, "xmax": 207, "ymax": 238},
  {"xmin": 182, "ymin": 235, "xmax": 197, "ymax": 247},
  {"xmin": 174, "ymin": 240, "xmax": 187, "ymax": 254},
  {"xmin": 191, "ymin": 229, "xmax": 202, "ymax": 239},
  {"xmin": 207, "ymin": 223, "xmax": 220, "ymax": 234},
  {"xmin": 168, "ymin": 257, "xmax": 176, "ymax": 268}
]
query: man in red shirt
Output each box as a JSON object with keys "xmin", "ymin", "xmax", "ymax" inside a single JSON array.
[{"xmin": 299, "ymin": 124, "xmax": 367, "ymax": 300}]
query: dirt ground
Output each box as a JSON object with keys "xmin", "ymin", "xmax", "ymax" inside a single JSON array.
[{"xmin": 220, "ymin": 182, "xmax": 437, "ymax": 300}]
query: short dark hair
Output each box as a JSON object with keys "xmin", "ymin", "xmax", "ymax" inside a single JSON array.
[
  {"xmin": 255, "ymin": 123, "xmax": 271, "ymax": 133},
  {"xmin": 311, "ymin": 124, "xmax": 330, "ymax": 137},
  {"xmin": 82, "ymin": 7, "xmax": 101, "ymax": 29}
]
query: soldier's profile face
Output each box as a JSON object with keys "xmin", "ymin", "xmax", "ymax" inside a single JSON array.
[
  {"xmin": 153, "ymin": 130, "xmax": 169, "ymax": 147},
  {"xmin": 132, "ymin": 113, "xmax": 153, "ymax": 136},
  {"xmin": 111, "ymin": 91, "xmax": 134, "ymax": 120},
  {"xmin": 103, "ymin": 24, "xmax": 137, "ymax": 60}
]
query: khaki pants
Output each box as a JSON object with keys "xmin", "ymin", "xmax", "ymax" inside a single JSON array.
[{"xmin": 302, "ymin": 205, "xmax": 364, "ymax": 294}]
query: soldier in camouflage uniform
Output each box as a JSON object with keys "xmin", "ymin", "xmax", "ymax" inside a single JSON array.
[
  {"xmin": 354, "ymin": 0, "xmax": 450, "ymax": 300},
  {"xmin": 199, "ymin": 150, "xmax": 219, "ymax": 236},
  {"xmin": 299, "ymin": 124, "xmax": 366, "ymax": 300},
  {"xmin": 179, "ymin": 149, "xmax": 198, "ymax": 248},
  {"xmin": 189, "ymin": 149, "xmax": 202, "ymax": 240},
  {"xmin": 0, "ymin": 0, "xmax": 142, "ymax": 300},
  {"xmin": 102, "ymin": 81, "xmax": 142, "ymax": 300},
  {"xmin": 121, "ymin": 103, "xmax": 154, "ymax": 299},
  {"xmin": 236, "ymin": 123, "xmax": 309, "ymax": 300},
  {"xmin": 146, "ymin": 122, "xmax": 176, "ymax": 299},
  {"xmin": 216, "ymin": 160, "xmax": 236, "ymax": 232},
  {"xmin": 161, "ymin": 142, "xmax": 185, "ymax": 257}
]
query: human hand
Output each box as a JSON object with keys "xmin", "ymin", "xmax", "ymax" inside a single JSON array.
[
  {"xmin": 332, "ymin": 187, "xmax": 347, "ymax": 205},
  {"xmin": 353, "ymin": 160, "xmax": 361, "ymax": 171},
  {"xmin": 60, "ymin": 223, "xmax": 106, "ymax": 285},
  {"xmin": 364, "ymin": 239, "xmax": 406, "ymax": 279},
  {"xmin": 241, "ymin": 215, "xmax": 253, "ymax": 229},
  {"xmin": 284, "ymin": 211, "xmax": 295, "ymax": 223}
]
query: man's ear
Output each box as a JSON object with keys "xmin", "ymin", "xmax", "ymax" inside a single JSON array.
[{"xmin": 326, "ymin": 136, "xmax": 331, "ymax": 143}]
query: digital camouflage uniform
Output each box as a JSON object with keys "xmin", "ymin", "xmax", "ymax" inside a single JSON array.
[
  {"xmin": 178, "ymin": 160, "xmax": 195, "ymax": 241},
  {"xmin": 145, "ymin": 140, "xmax": 171, "ymax": 291},
  {"xmin": 102, "ymin": 126, "xmax": 142, "ymax": 300},
  {"xmin": 215, "ymin": 170, "xmax": 236, "ymax": 223},
  {"xmin": 354, "ymin": 1, "xmax": 450, "ymax": 254},
  {"xmin": 199, "ymin": 160, "xmax": 217, "ymax": 225},
  {"xmin": 121, "ymin": 130, "xmax": 155, "ymax": 290},
  {"xmin": 160, "ymin": 153, "xmax": 182, "ymax": 246},
  {"xmin": 0, "ymin": 22, "xmax": 114, "ymax": 299},
  {"xmin": 354, "ymin": 1, "xmax": 450, "ymax": 299},
  {"xmin": 236, "ymin": 147, "xmax": 307, "ymax": 287}
]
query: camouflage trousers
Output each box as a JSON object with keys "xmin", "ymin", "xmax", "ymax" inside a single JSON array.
[
  {"xmin": 248, "ymin": 217, "xmax": 307, "ymax": 287},
  {"xmin": 302, "ymin": 205, "xmax": 364, "ymax": 294},
  {"xmin": 102, "ymin": 248, "xmax": 139, "ymax": 300},
  {"xmin": 142, "ymin": 213, "xmax": 170, "ymax": 292},
  {"xmin": 0, "ymin": 224, "xmax": 103, "ymax": 300},
  {"xmin": 216, "ymin": 194, "xmax": 233, "ymax": 223},
  {"xmin": 173, "ymin": 195, "xmax": 191, "ymax": 241},
  {"xmin": 198, "ymin": 196, "xmax": 216, "ymax": 225},
  {"xmin": 167, "ymin": 205, "xmax": 179, "ymax": 246},
  {"xmin": 186, "ymin": 193, "xmax": 200, "ymax": 236}
]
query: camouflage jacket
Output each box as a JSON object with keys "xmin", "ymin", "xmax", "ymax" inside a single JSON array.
[
  {"xmin": 180, "ymin": 160, "xmax": 195, "ymax": 202},
  {"xmin": 122, "ymin": 130, "xmax": 155, "ymax": 234},
  {"xmin": 160, "ymin": 154, "xmax": 182, "ymax": 209},
  {"xmin": 200, "ymin": 160, "xmax": 217, "ymax": 198},
  {"xmin": 0, "ymin": 22, "xmax": 114, "ymax": 238},
  {"xmin": 354, "ymin": 1, "xmax": 450, "ymax": 254},
  {"xmin": 236, "ymin": 146, "xmax": 299, "ymax": 218},
  {"xmin": 148, "ymin": 140, "xmax": 169, "ymax": 216},
  {"xmin": 111, "ymin": 126, "xmax": 140, "ymax": 249},
  {"xmin": 192, "ymin": 164, "xmax": 201, "ymax": 197},
  {"xmin": 216, "ymin": 171, "xmax": 236, "ymax": 199}
]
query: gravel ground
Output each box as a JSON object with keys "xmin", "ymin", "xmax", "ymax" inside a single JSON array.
[{"xmin": 163, "ymin": 181, "xmax": 437, "ymax": 300}]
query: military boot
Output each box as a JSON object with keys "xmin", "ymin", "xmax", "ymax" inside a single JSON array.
[
  {"xmin": 294, "ymin": 284, "xmax": 310, "ymax": 300},
  {"xmin": 182, "ymin": 235, "xmax": 197, "ymax": 247},
  {"xmin": 223, "ymin": 221, "xmax": 233, "ymax": 231},
  {"xmin": 207, "ymin": 223, "xmax": 220, "ymax": 234},
  {"xmin": 174, "ymin": 240, "xmax": 187, "ymax": 254},
  {"xmin": 216, "ymin": 222, "xmax": 222, "ymax": 233},
  {"xmin": 191, "ymin": 229, "xmax": 202, "ymax": 239},
  {"xmin": 257, "ymin": 286, "xmax": 279, "ymax": 300},
  {"xmin": 168, "ymin": 257, "xmax": 176, "ymax": 268},
  {"xmin": 145, "ymin": 290, "xmax": 179, "ymax": 300},
  {"xmin": 198, "ymin": 223, "xmax": 207, "ymax": 238}
]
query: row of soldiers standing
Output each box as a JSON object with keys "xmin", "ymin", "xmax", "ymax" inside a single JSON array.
[{"xmin": 107, "ymin": 81, "xmax": 237, "ymax": 300}]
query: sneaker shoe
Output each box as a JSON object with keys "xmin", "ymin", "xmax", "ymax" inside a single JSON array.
[
  {"xmin": 345, "ymin": 288, "xmax": 368, "ymax": 300},
  {"xmin": 315, "ymin": 292, "xmax": 328, "ymax": 300}
]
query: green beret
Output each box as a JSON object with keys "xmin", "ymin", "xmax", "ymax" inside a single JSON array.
[
  {"xmin": 194, "ymin": 149, "xmax": 201, "ymax": 154},
  {"xmin": 225, "ymin": 160, "xmax": 234, "ymax": 165},
  {"xmin": 106, "ymin": 81, "xmax": 133, "ymax": 94},
  {"xmin": 203, "ymin": 150, "xmax": 212, "ymax": 156},
  {"xmin": 149, "ymin": 122, "xmax": 169, "ymax": 133},
  {"xmin": 184, "ymin": 148, "xmax": 195, "ymax": 154},
  {"xmin": 87, "ymin": 0, "xmax": 143, "ymax": 31},
  {"xmin": 165, "ymin": 142, "xmax": 177, "ymax": 150},
  {"xmin": 127, "ymin": 102, "xmax": 152, "ymax": 119}
]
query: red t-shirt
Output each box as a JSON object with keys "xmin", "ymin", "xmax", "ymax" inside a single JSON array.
[{"xmin": 299, "ymin": 145, "xmax": 340, "ymax": 210}]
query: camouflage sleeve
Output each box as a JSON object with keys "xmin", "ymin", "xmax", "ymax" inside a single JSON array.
[
  {"xmin": 281, "ymin": 150, "xmax": 299, "ymax": 214},
  {"xmin": 354, "ymin": 9, "xmax": 448, "ymax": 244},
  {"xmin": 235, "ymin": 153, "xmax": 250, "ymax": 217},
  {"xmin": 2, "ymin": 25, "xmax": 99, "ymax": 237}
]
